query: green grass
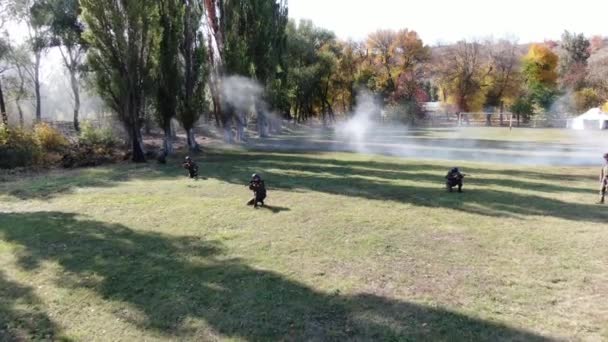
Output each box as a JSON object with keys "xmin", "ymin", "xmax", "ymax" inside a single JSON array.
[{"xmin": 1, "ymin": 129, "xmax": 607, "ymax": 341}]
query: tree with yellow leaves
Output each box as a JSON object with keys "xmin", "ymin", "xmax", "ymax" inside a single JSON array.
[
  {"xmin": 366, "ymin": 29, "xmax": 429, "ymax": 100},
  {"xmin": 485, "ymin": 39, "xmax": 523, "ymax": 124},
  {"xmin": 435, "ymin": 40, "xmax": 492, "ymax": 113},
  {"xmin": 522, "ymin": 44, "xmax": 559, "ymax": 111},
  {"xmin": 522, "ymin": 44, "xmax": 559, "ymax": 86}
]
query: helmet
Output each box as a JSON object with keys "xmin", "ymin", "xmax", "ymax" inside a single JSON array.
[
  {"xmin": 251, "ymin": 173, "xmax": 260, "ymax": 180},
  {"xmin": 185, "ymin": 156, "xmax": 191, "ymax": 161},
  {"xmin": 451, "ymin": 167, "xmax": 459, "ymax": 173}
]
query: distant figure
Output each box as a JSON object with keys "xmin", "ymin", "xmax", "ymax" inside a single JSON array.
[
  {"xmin": 157, "ymin": 150, "xmax": 167, "ymax": 164},
  {"xmin": 446, "ymin": 167, "xmax": 465, "ymax": 193},
  {"xmin": 599, "ymin": 153, "xmax": 608, "ymax": 204},
  {"xmin": 182, "ymin": 156, "xmax": 199, "ymax": 179},
  {"xmin": 247, "ymin": 173, "xmax": 267, "ymax": 208}
]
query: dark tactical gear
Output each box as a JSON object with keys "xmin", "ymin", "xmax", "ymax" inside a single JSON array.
[
  {"xmin": 248, "ymin": 175, "xmax": 267, "ymax": 208},
  {"xmin": 446, "ymin": 167, "xmax": 464, "ymax": 193},
  {"xmin": 182, "ymin": 157, "xmax": 199, "ymax": 179}
]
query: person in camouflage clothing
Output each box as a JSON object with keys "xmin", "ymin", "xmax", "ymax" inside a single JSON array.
[{"xmin": 599, "ymin": 153, "xmax": 608, "ymax": 204}]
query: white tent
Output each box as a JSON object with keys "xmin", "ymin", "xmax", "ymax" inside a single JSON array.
[{"xmin": 568, "ymin": 108, "xmax": 608, "ymax": 130}]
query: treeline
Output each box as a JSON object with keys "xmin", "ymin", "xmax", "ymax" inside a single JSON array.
[{"xmin": 1, "ymin": 0, "xmax": 608, "ymax": 163}]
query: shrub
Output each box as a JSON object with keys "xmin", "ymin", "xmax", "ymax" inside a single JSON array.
[
  {"xmin": 573, "ymin": 88, "xmax": 602, "ymax": 112},
  {"xmin": 79, "ymin": 121, "xmax": 119, "ymax": 147},
  {"xmin": 60, "ymin": 122, "xmax": 123, "ymax": 168},
  {"xmin": 0, "ymin": 123, "xmax": 8, "ymax": 145},
  {"xmin": 34, "ymin": 123, "xmax": 68, "ymax": 152},
  {"xmin": 0, "ymin": 124, "xmax": 43, "ymax": 169}
]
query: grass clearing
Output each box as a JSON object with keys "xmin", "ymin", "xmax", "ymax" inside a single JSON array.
[{"xmin": 1, "ymin": 128, "xmax": 607, "ymax": 341}]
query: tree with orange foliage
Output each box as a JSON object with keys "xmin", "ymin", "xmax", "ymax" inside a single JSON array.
[
  {"xmin": 435, "ymin": 40, "xmax": 492, "ymax": 113},
  {"xmin": 366, "ymin": 29, "xmax": 429, "ymax": 101},
  {"xmin": 522, "ymin": 44, "xmax": 559, "ymax": 87},
  {"xmin": 522, "ymin": 44, "xmax": 559, "ymax": 110}
]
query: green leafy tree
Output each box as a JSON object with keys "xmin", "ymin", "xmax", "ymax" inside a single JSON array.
[
  {"xmin": 6, "ymin": 45, "xmax": 34, "ymax": 127},
  {"xmin": 284, "ymin": 19, "xmax": 336, "ymax": 122},
  {"xmin": 207, "ymin": 0, "xmax": 288, "ymax": 137},
  {"xmin": 81, "ymin": 0, "xmax": 160, "ymax": 162},
  {"xmin": 155, "ymin": 0, "xmax": 182, "ymax": 155},
  {"xmin": 42, "ymin": 0, "xmax": 87, "ymax": 131},
  {"xmin": 0, "ymin": 33, "xmax": 9, "ymax": 126},
  {"xmin": 177, "ymin": 0, "xmax": 209, "ymax": 151},
  {"xmin": 8, "ymin": 0, "xmax": 51, "ymax": 122},
  {"xmin": 334, "ymin": 41, "xmax": 358, "ymax": 112},
  {"xmin": 510, "ymin": 96, "xmax": 534, "ymax": 125},
  {"xmin": 522, "ymin": 44, "xmax": 559, "ymax": 112},
  {"xmin": 558, "ymin": 31, "xmax": 590, "ymax": 92}
]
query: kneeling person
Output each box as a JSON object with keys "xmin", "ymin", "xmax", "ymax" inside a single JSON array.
[
  {"xmin": 446, "ymin": 167, "xmax": 465, "ymax": 193},
  {"xmin": 182, "ymin": 156, "xmax": 199, "ymax": 179},
  {"xmin": 599, "ymin": 153, "xmax": 608, "ymax": 204},
  {"xmin": 247, "ymin": 173, "xmax": 267, "ymax": 208}
]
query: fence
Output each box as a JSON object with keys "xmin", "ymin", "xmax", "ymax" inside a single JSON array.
[
  {"xmin": 424, "ymin": 112, "xmax": 571, "ymax": 129},
  {"xmin": 41, "ymin": 119, "xmax": 113, "ymax": 137}
]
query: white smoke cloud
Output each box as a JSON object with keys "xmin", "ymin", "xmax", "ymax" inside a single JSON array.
[
  {"xmin": 219, "ymin": 75, "xmax": 264, "ymax": 114},
  {"xmin": 218, "ymin": 75, "xmax": 286, "ymax": 138},
  {"xmin": 335, "ymin": 90, "xmax": 383, "ymax": 152}
]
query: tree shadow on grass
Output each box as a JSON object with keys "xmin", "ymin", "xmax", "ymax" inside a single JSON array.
[
  {"xmin": 0, "ymin": 212, "xmax": 553, "ymax": 341},
  {"xmin": 0, "ymin": 161, "xmax": 192, "ymax": 200},
  {"xmin": 249, "ymin": 156, "xmax": 592, "ymax": 194},
  {"xmin": 200, "ymin": 152, "xmax": 607, "ymax": 223},
  {"xmin": 2, "ymin": 150, "xmax": 604, "ymax": 222},
  {"xmin": 0, "ymin": 271, "xmax": 68, "ymax": 341}
]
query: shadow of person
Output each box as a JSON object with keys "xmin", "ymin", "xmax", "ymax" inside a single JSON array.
[{"xmin": 259, "ymin": 205, "xmax": 291, "ymax": 213}]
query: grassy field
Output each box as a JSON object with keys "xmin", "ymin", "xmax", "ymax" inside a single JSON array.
[{"xmin": 1, "ymin": 128, "xmax": 607, "ymax": 341}]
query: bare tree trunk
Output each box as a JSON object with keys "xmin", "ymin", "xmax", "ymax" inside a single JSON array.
[
  {"xmin": 499, "ymin": 101, "xmax": 504, "ymax": 126},
  {"xmin": 70, "ymin": 68, "xmax": 81, "ymax": 132},
  {"xmin": 186, "ymin": 128, "xmax": 200, "ymax": 151},
  {"xmin": 210, "ymin": 83, "xmax": 222, "ymax": 127},
  {"xmin": 131, "ymin": 125, "xmax": 146, "ymax": 163},
  {"xmin": 137, "ymin": 126, "xmax": 146, "ymax": 153},
  {"xmin": 163, "ymin": 121, "xmax": 174, "ymax": 155},
  {"xmin": 222, "ymin": 106, "xmax": 233, "ymax": 142},
  {"xmin": 14, "ymin": 64, "xmax": 26, "ymax": 128},
  {"xmin": 141, "ymin": 96, "xmax": 152, "ymax": 134},
  {"xmin": 170, "ymin": 119, "xmax": 177, "ymax": 139},
  {"xmin": 235, "ymin": 113, "xmax": 245, "ymax": 142},
  {"xmin": 257, "ymin": 110, "xmax": 267, "ymax": 137},
  {"xmin": 0, "ymin": 79, "xmax": 7, "ymax": 127},
  {"xmin": 17, "ymin": 103, "xmax": 24, "ymax": 128},
  {"xmin": 34, "ymin": 53, "xmax": 42, "ymax": 122}
]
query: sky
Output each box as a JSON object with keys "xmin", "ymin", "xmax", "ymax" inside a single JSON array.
[{"xmin": 289, "ymin": 0, "xmax": 607, "ymax": 44}]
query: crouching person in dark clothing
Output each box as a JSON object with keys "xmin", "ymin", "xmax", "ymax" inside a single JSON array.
[
  {"xmin": 182, "ymin": 156, "xmax": 199, "ymax": 179},
  {"xmin": 446, "ymin": 167, "xmax": 465, "ymax": 193},
  {"xmin": 247, "ymin": 173, "xmax": 267, "ymax": 208}
]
